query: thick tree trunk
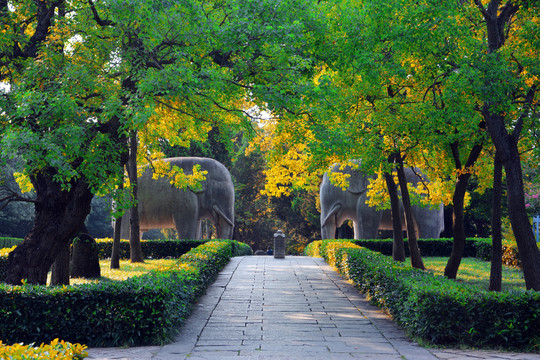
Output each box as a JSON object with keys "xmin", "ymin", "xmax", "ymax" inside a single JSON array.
[
  {"xmin": 5, "ymin": 171, "xmax": 93, "ymax": 285},
  {"xmin": 395, "ymin": 162, "xmax": 424, "ymax": 270},
  {"xmin": 489, "ymin": 152, "xmax": 503, "ymax": 292},
  {"xmin": 384, "ymin": 171, "xmax": 406, "ymax": 262},
  {"xmin": 127, "ymin": 130, "xmax": 144, "ymax": 262}
]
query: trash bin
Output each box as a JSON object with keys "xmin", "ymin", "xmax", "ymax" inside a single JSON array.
[{"xmin": 273, "ymin": 230, "xmax": 286, "ymax": 259}]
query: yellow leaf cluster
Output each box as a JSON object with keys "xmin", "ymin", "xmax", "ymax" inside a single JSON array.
[
  {"xmin": 13, "ymin": 172, "xmax": 34, "ymax": 193},
  {"xmin": 327, "ymin": 170, "xmax": 352, "ymax": 191},
  {"xmin": 0, "ymin": 339, "xmax": 88, "ymax": 360},
  {"xmin": 261, "ymin": 142, "xmax": 319, "ymax": 197},
  {"xmin": 0, "ymin": 246, "xmax": 15, "ymax": 257},
  {"xmin": 145, "ymin": 159, "xmax": 208, "ymax": 192},
  {"xmin": 366, "ymin": 172, "xmax": 388, "ymax": 209}
]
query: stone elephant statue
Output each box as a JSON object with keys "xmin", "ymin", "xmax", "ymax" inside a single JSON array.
[
  {"xmin": 320, "ymin": 163, "xmax": 444, "ymax": 240},
  {"xmin": 118, "ymin": 157, "xmax": 234, "ymax": 240}
]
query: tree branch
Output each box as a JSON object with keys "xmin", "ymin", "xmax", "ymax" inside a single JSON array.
[
  {"xmin": 0, "ymin": 189, "xmax": 36, "ymax": 211},
  {"xmin": 473, "ymin": 0, "xmax": 490, "ymax": 19},
  {"xmin": 512, "ymin": 84, "xmax": 537, "ymax": 142},
  {"xmin": 87, "ymin": 0, "xmax": 115, "ymax": 27}
]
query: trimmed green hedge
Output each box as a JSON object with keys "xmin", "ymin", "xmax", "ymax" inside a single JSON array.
[
  {"xmin": 332, "ymin": 237, "xmax": 528, "ymax": 268},
  {"xmin": 95, "ymin": 238, "xmax": 208, "ymax": 260},
  {"xmin": 0, "ymin": 240, "xmax": 252, "ymax": 347},
  {"xmin": 349, "ymin": 237, "xmax": 492, "ymax": 260},
  {"xmin": 308, "ymin": 240, "xmax": 540, "ymax": 350},
  {"xmin": 0, "ymin": 239, "xmax": 220, "ymax": 283},
  {"xmin": 0, "ymin": 237, "xmax": 23, "ymax": 249}
]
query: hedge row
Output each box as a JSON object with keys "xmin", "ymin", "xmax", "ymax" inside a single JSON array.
[
  {"xmin": 349, "ymin": 237, "xmax": 492, "ymax": 260},
  {"xmin": 333, "ymin": 237, "xmax": 526, "ymax": 268},
  {"xmin": 0, "ymin": 237, "xmax": 23, "ymax": 249},
  {"xmin": 95, "ymin": 238, "xmax": 208, "ymax": 259},
  {"xmin": 307, "ymin": 240, "xmax": 540, "ymax": 350},
  {"xmin": 0, "ymin": 240, "xmax": 252, "ymax": 347},
  {"xmin": 0, "ymin": 239, "xmax": 212, "ymax": 282}
]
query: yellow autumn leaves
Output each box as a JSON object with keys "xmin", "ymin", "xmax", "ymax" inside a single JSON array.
[{"xmin": 0, "ymin": 339, "xmax": 87, "ymax": 360}]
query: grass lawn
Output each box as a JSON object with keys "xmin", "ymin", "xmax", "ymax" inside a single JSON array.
[
  {"xmin": 54, "ymin": 259, "xmax": 177, "ymax": 286},
  {"xmin": 420, "ymin": 257, "xmax": 527, "ymax": 291}
]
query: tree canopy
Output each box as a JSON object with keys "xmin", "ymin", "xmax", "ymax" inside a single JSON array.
[{"xmin": 1, "ymin": 0, "xmax": 539, "ymax": 289}]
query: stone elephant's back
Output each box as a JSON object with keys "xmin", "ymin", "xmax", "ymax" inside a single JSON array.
[
  {"xmin": 137, "ymin": 160, "xmax": 199, "ymax": 228},
  {"xmin": 166, "ymin": 157, "xmax": 233, "ymax": 185},
  {"xmin": 161, "ymin": 157, "xmax": 234, "ymax": 215}
]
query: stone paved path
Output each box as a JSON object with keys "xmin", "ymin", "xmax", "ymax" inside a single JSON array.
[{"xmin": 87, "ymin": 256, "xmax": 540, "ymax": 360}]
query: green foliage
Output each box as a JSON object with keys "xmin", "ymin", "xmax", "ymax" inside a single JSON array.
[
  {"xmin": 230, "ymin": 141, "xmax": 287, "ymax": 252},
  {"xmin": 0, "ymin": 240, "xmax": 250, "ymax": 347},
  {"xmin": 95, "ymin": 238, "xmax": 208, "ymax": 260},
  {"xmin": 312, "ymin": 240, "xmax": 540, "ymax": 350}
]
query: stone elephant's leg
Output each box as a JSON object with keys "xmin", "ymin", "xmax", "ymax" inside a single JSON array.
[
  {"xmin": 174, "ymin": 216, "xmax": 200, "ymax": 240},
  {"xmin": 411, "ymin": 204, "xmax": 444, "ymax": 239},
  {"xmin": 355, "ymin": 200, "xmax": 382, "ymax": 239},
  {"xmin": 172, "ymin": 198, "xmax": 201, "ymax": 240}
]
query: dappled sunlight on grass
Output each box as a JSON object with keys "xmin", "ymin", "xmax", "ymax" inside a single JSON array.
[
  {"xmin": 69, "ymin": 259, "xmax": 177, "ymax": 285},
  {"xmin": 420, "ymin": 257, "xmax": 526, "ymax": 291}
]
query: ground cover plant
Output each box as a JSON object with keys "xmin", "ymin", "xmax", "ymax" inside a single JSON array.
[
  {"xmin": 0, "ymin": 240, "xmax": 251, "ymax": 347},
  {"xmin": 305, "ymin": 240, "xmax": 540, "ymax": 351},
  {"xmin": 48, "ymin": 259, "xmax": 178, "ymax": 286}
]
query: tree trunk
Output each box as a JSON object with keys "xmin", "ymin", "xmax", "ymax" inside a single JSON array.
[
  {"xmin": 395, "ymin": 161, "xmax": 424, "ymax": 270},
  {"xmin": 5, "ymin": 170, "xmax": 93, "ymax": 285},
  {"xmin": 127, "ymin": 130, "xmax": 144, "ymax": 263},
  {"xmin": 503, "ymin": 154, "xmax": 540, "ymax": 290},
  {"xmin": 486, "ymin": 108, "xmax": 540, "ymax": 290},
  {"xmin": 444, "ymin": 172, "xmax": 469, "ymax": 279},
  {"xmin": 111, "ymin": 181, "xmax": 124, "ymax": 269},
  {"xmin": 489, "ymin": 152, "xmax": 503, "ymax": 292},
  {"xmin": 478, "ymin": 2, "xmax": 540, "ymax": 290},
  {"xmin": 50, "ymin": 240, "xmax": 71, "ymax": 286},
  {"xmin": 384, "ymin": 171, "xmax": 406, "ymax": 262},
  {"xmin": 444, "ymin": 143, "xmax": 483, "ymax": 279},
  {"xmin": 473, "ymin": 0, "xmax": 540, "ymax": 291}
]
